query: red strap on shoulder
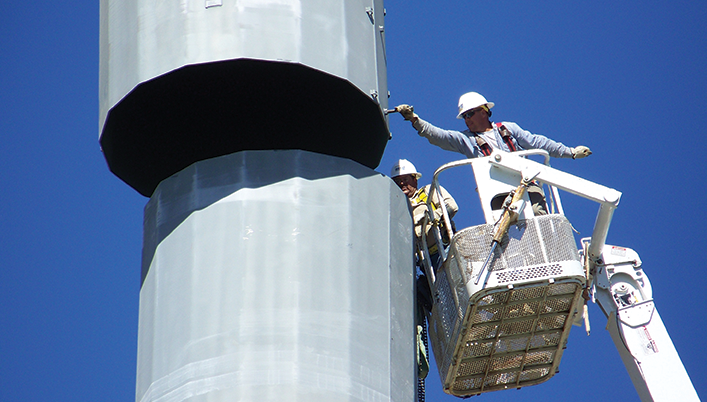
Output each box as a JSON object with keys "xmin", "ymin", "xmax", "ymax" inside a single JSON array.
[
  {"xmin": 474, "ymin": 134, "xmax": 493, "ymax": 156},
  {"xmin": 496, "ymin": 123, "xmax": 517, "ymax": 152}
]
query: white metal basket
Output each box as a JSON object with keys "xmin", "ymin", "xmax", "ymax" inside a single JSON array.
[{"xmin": 428, "ymin": 214, "xmax": 585, "ymax": 396}]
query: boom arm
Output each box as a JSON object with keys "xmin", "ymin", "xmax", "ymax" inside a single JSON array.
[{"xmin": 585, "ymin": 243, "xmax": 700, "ymax": 402}]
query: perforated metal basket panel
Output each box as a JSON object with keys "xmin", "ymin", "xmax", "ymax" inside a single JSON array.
[
  {"xmin": 449, "ymin": 215, "xmax": 581, "ymax": 289},
  {"xmin": 428, "ymin": 215, "xmax": 584, "ymax": 396}
]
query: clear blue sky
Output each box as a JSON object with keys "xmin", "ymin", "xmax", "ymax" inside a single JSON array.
[{"xmin": 1, "ymin": 1, "xmax": 705, "ymax": 401}]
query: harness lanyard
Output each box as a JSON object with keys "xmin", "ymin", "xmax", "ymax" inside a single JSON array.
[
  {"xmin": 496, "ymin": 123, "xmax": 518, "ymax": 152},
  {"xmin": 475, "ymin": 136, "xmax": 493, "ymax": 156}
]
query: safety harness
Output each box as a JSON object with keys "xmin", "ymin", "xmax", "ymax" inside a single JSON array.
[
  {"xmin": 413, "ymin": 187, "xmax": 436, "ymax": 212},
  {"xmin": 474, "ymin": 123, "xmax": 518, "ymax": 156},
  {"xmin": 413, "ymin": 187, "xmax": 454, "ymax": 255}
]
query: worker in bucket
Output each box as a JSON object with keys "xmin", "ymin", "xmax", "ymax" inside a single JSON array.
[
  {"xmin": 395, "ymin": 92, "xmax": 592, "ymax": 214},
  {"xmin": 391, "ymin": 158, "xmax": 458, "ymax": 383},
  {"xmin": 394, "ymin": 91, "xmax": 592, "ymax": 160}
]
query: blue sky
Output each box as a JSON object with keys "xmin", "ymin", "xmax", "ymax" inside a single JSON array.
[{"xmin": 1, "ymin": 1, "xmax": 705, "ymax": 401}]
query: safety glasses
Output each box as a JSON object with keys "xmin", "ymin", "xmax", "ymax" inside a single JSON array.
[{"xmin": 462, "ymin": 109, "xmax": 481, "ymax": 119}]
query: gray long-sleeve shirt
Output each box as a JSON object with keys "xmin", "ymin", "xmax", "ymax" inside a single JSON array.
[{"xmin": 412, "ymin": 118, "xmax": 574, "ymax": 159}]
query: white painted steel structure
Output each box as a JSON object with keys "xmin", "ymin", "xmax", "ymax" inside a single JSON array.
[{"xmin": 138, "ymin": 150, "xmax": 415, "ymax": 401}]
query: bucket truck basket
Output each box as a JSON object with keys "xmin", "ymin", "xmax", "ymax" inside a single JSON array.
[{"xmin": 428, "ymin": 214, "xmax": 585, "ymax": 396}]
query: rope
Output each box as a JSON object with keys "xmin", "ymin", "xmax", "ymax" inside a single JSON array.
[{"xmin": 417, "ymin": 316, "xmax": 428, "ymax": 402}]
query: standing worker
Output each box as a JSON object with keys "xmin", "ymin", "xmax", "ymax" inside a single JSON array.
[
  {"xmin": 395, "ymin": 92, "xmax": 592, "ymax": 160},
  {"xmin": 391, "ymin": 159, "xmax": 458, "ymax": 396},
  {"xmin": 391, "ymin": 158, "xmax": 457, "ymax": 323}
]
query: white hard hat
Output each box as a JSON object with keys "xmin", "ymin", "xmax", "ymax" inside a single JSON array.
[
  {"xmin": 390, "ymin": 159, "xmax": 422, "ymax": 179},
  {"xmin": 457, "ymin": 92, "xmax": 495, "ymax": 119}
]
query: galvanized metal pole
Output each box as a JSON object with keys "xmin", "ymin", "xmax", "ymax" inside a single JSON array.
[{"xmin": 99, "ymin": 1, "xmax": 415, "ymax": 401}]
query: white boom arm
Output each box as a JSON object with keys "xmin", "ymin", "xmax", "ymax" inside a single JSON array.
[{"xmin": 586, "ymin": 243, "xmax": 700, "ymax": 401}]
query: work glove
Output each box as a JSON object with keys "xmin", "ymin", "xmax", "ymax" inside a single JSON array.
[
  {"xmin": 396, "ymin": 104, "xmax": 419, "ymax": 121},
  {"xmin": 571, "ymin": 146, "xmax": 592, "ymax": 159}
]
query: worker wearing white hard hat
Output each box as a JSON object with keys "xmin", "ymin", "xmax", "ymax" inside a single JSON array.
[
  {"xmin": 456, "ymin": 91, "xmax": 495, "ymax": 120},
  {"xmin": 390, "ymin": 159, "xmax": 458, "ymax": 255},
  {"xmin": 391, "ymin": 159, "xmax": 458, "ymax": 382},
  {"xmin": 394, "ymin": 92, "xmax": 592, "ymax": 160},
  {"xmin": 389, "ymin": 158, "xmax": 420, "ymax": 179}
]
